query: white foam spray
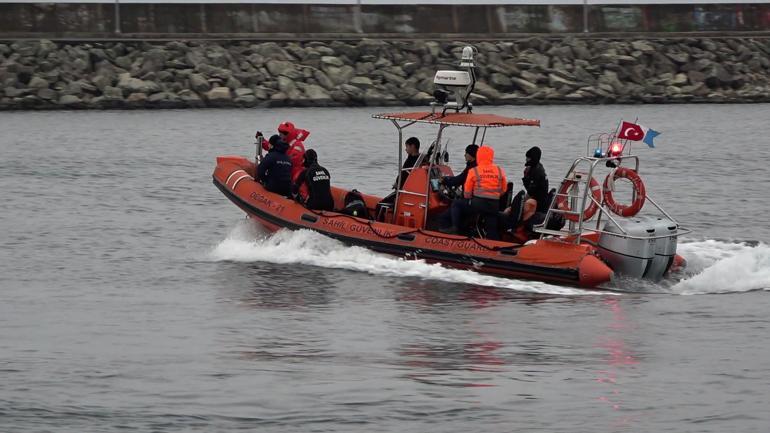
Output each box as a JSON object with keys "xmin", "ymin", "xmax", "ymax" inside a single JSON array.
[
  {"xmin": 671, "ymin": 239, "xmax": 770, "ymax": 295},
  {"xmin": 209, "ymin": 221, "xmax": 770, "ymax": 296},
  {"xmin": 209, "ymin": 220, "xmax": 604, "ymax": 296}
]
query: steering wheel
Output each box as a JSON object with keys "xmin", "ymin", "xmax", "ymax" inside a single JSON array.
[{"xmin": 437, "ymin": 182, "xmax": 461, "ymax": 202}]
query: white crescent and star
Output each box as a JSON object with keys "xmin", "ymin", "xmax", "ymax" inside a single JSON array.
[{"xmin": 623, "ymin": 126, "xmax": 642, "ymax": 139}]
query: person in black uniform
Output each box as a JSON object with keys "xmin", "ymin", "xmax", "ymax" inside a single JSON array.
[
  {"xmin": 292, "ymin": 149, "xmax": 334, "ymax": 211},
  {"xmin": 397, "ymin": 136, "xmax": 422, "ymax": 189},
  {"xmin": 440, "ymin": 144, "xmax": 478, "ymax": 189},
  {"xmin": 257, "ymin": 134, "xmax": 292, "ymax": 196},
  {"xmin": 377, "ymin": 136, "xmax": 422, "ymax": 213},
  {"xmin": 437, "ymin": 144, "xmax": 478, "ymax": 230},
  {"xmin": 522, "ymin": 146, "xmax": 549, "ymax": 212},
  {"xmin": 501, "ymin": 146, "xmax": 559, "ymax": 239}
]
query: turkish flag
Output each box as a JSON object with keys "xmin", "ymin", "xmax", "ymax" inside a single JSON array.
[{"xmin": 617, "ymin": 121, "xmax": 644, "ymax": 141}]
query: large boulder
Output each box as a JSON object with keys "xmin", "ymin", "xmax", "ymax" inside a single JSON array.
[
  {"xmin": 206, "ymin": 86, "xmax": 232, "ymax": 103},
  {"xmin": 323, "ymin": 65, "xmax": 356, "ymax": 85},
  {"xmin": 27, "ymin": 76, "xmax": 49, "ymax": 89},
  {"xmin": 58, "ymin": 94, "xmax": 83, "ymax": 107},
  {"xmin": 117, "ymin": 73, "xmax": 151, "ymax": 95},
  {"xmin": 265, "ymin": 60, "xmax": 302, "ymax": 80},
  {"xmin": 511, "ymin": 77, "xmax": 539, "ymax": 95},
  {"xmin": 350, "ymin": 76, "xmax": 374, "ymax": 90},
  {"xmin": 189, "ymin": 73, "xmax": 210, "ymax": 93},
  {"xmin": 303, "ymin": 84, "xmax": 332, "ymax": 104}
]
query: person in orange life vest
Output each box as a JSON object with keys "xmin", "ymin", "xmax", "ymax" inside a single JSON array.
[
  {"xmin": 440, "ymin": 146, "xmax": 507, "ymax": 240},
  {"xmin": 256, "ymin": 121, "xmax": 308, "ymax": 181}
]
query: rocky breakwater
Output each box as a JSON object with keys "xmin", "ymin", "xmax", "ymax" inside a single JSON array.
[{"xmin": 1, "ymin": 37, "xmax": 770, "ymax": 110}]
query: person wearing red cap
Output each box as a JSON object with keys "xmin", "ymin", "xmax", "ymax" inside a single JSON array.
[{"xmin": 256, "ymin": 121, "xmax": 310, "ymax": 182}]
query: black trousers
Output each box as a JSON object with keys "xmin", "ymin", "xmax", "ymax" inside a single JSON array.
[{"xmin": 448, "ymin": 197, "xmax": 500, "ymax": 240}]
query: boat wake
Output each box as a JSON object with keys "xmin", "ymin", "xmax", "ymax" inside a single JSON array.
[
  {"xmin": 208, "ymin": 220, "xmax": 605, "ymax": 296},
  {"xmin": 209, "ymin": 221, "xmax": 769, "ymax": 296},
  {"xmin": 668, "ymin": 239, "xmax": 770, "ymax": 295}
]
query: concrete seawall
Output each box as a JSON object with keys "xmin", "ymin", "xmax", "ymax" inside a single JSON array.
[
  {"xmin": 2, "ymin": 37, "xmax": 769, "ymax": 110},
  {"xmin": 2, "ymin": 2, "xmax": 770, "ymax": 37}
]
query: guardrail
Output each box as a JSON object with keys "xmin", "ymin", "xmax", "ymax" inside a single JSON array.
[{"xmin": 0, "ymin": 2, "xmax": 769, "ymax": 38}]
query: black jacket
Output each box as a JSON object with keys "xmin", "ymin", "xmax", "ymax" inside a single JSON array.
[
  {"xmin": 396, "ymin": 153, "xmax": 420, "ymax": 189},
  {"xmin": 294, "ymin": 162, "xmax": 334, "ymax": 211},
  {"xmin": 443, "ymin": 160, "xmax": 477, "ymax": 188},
  {"xmin": 522, "ymin": 162, "xmax": 549, "ymax": 212},
  {"xmin": 257, "ymin": 141, "xmax": 292, "ymax": 196}
]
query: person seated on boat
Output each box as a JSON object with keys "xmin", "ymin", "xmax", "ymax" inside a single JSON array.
[
  {"xmin": 377, "ymin": 137, "xmax": 424, "ymax": 213},
  {"xmin": 396, "ymin": 136, "xmax": 422, "ymax": 189},
  {"xmin": 257, "ymin": 121, "xmax": 309, "ymax": 182},
  {"xmin": 256, "ymin": 134, "xmax": 293, "ymax": 197},
  {"xmin": 502, "ymin": 189, "xmax": 538, "ymax": 241},
  {"xmin": 522, "ymin": 146, "xmax": 549, "ymax": 213},
  {"xmin": 502, "ymin": 187, "xmax": 564, "ymax": 242},
  {"xmin": 439, "ymin": 144, "xmax": 478, "ymax": 189},
  {"xmin": 436, "ymin": 144, "xmax": 477, "ymax": 228},
  {"xmin": 292, "ymin": 149, "xmax": 334, "ymax": 211},
  {"xmin": 440, "ymin": 145, "xmax": 507, "ymax": 240}
]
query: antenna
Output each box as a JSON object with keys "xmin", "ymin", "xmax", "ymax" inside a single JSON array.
[{"xmin": 431, "ymin": 45, "xmax": 477, "ymax": 114}]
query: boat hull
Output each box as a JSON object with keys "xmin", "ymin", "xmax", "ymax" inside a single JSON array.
[{"xmin": 214, "ymin": 156, "xmax": 613, "ymax": 288}]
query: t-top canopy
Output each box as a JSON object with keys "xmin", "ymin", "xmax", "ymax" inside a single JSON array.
[{"xmin": 372, "ymin": 111, "xmax": 541, "ymax": 128}]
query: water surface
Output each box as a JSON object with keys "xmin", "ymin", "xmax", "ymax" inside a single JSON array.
[{"xmin": 1, "ymin": 104, "xmax": 769, "ymax": 432}]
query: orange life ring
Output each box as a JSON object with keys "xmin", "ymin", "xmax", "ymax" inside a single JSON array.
[
  {"xmin": 556, "ymin": 176, "xmax": 601, "ymax": 222},
  {"xmin": 603, "ymin": 167, "xmax": 646, "ymax": 217}
]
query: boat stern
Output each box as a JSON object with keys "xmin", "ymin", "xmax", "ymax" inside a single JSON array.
[{"xmin": 578, "ymin": 253, "xmax": 614, "ymax": 288}]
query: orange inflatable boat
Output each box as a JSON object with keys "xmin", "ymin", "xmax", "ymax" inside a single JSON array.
[
  {"xmin": 213, "ymin": 151, "xmax": 613, "ymax": 288},
  {"xmin": 213, "ymin": 46, "xmax": 687, "ymax": 289}
]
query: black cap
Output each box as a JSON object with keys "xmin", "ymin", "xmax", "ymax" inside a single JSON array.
[
  {"xmin": 525, "ymin": 146, "xmax": 541, "ymax": 165},
  {"xmin": 465, "ymin": 144, "xmax": 479, "ymax": 158},
  {"xmin": 269, "ymin": 134, "xmax": 281, "ymax": 147},
  {"xmin": 303, "ymin": 149, "xmax": 318, "ymax": 167}
]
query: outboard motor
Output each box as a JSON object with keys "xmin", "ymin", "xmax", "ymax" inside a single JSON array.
[
  {"xmin": 643, "ymin": 216, "xmax": 679, "ymax": 279},
  {"xmin": 597, "ymin": 216, "xmax": 679, "ymax": 281}
]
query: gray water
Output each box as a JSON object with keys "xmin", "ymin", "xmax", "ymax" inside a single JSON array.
[{"xmin": 1, "ymin": 105, "xmax": 769, "ymax": 433}]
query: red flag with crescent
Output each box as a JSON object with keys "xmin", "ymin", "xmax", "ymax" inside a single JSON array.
[{"xmin": 617, "ymin": 121, "xmax": 644, "ymax": 141}]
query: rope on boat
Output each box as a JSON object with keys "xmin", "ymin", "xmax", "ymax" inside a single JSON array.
[{"xmin": 302, "ymin": 207, "xmax": 516, "ymax": 252}]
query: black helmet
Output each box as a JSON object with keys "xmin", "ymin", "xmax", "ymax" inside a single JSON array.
[
  {"xmin": 303, "ymin": 149, "xmax": 318, "ymax": 167},
  {"xmin": 525, "ymin": 146, "xmax": 541, "ymax": 165},
  {"xmin": 268, "ymin": 134, "xmax": 281, "ymax": 147},
  {"xmin": 465, "ymin": 144, "xmax": 479, "ymax": 158}
]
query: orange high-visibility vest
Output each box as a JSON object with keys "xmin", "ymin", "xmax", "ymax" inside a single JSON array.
[{"xmin": 469, "ymin": 165, "xmax": 505, "ymax": 199}]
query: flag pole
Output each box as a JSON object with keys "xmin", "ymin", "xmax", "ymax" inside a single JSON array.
[
  {"xmin": 627, "ymin": 116, "xmax": 640, "ymax": 155},
  {"xmin": 611, "ymin": 119, "xmax": 624, "ymax": 154}
]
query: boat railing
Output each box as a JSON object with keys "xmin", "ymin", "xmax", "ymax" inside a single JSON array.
[
  {"xmin": 535, "ymin": 156, "xmax": 623, "ymax": 243},
  {"xmin": 591, "ymin": 191, "xmax": 692, "ymax": 240},
  {"xmin": 534, "ymin": 153, "xmax": 690, "ymax": 243}
]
